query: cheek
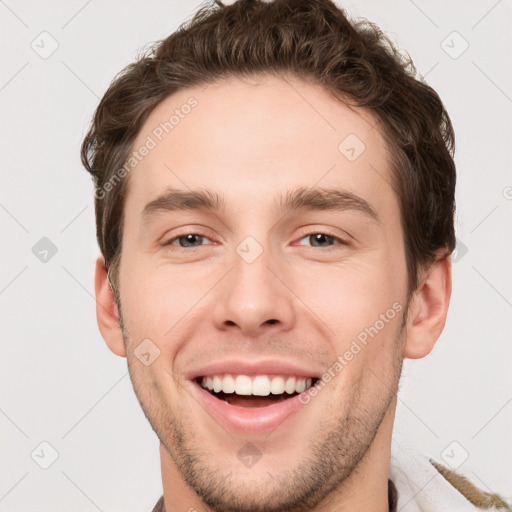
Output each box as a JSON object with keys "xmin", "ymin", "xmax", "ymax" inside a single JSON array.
[
  {"xmin": 119, "ymin": 256, "xmax": 217, "ymax": 341},
  {"xmin": 294, "ymin": 257, "xmax": 405, "ymax": 339}
]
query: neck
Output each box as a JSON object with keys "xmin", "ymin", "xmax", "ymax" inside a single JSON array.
[{"xmin": 159, "ymin": 399, "xmax": 396, "ymax": 512}]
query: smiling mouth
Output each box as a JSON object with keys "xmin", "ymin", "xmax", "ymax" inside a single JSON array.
[{"xmin": 195, "ymin": 375, "xmax": 320, "ymax": 408}]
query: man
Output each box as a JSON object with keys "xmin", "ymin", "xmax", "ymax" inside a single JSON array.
[{"xmin": 81, "ymin": 1, "xmax": 511, "ymax": 510}]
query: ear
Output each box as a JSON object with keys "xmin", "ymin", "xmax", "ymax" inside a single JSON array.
[
  {"xmin": 404, "ymin": 255, "xmax": 452, "ymax": 359},
  {"xmin": 94, "ymin": 254, "xmax": 126, "ymax": 357}
]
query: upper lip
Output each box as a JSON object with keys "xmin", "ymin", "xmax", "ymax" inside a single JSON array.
[{"xmin": 186, "ymin": 358, "xmax": 322, "ymax": 381}]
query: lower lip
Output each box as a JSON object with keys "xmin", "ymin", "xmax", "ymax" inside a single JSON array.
[{"xmin": 190, "ymin": 381, "xmax": 310, "ymax": 433}]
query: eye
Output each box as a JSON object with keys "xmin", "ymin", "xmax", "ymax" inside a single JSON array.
[
  {"xmin": 165, "ymin": 233, "xmax": 213, "ymax": 248},
  {"xmin": 295, "ymin": 232, "xmax": 347, "ymax": 248}
]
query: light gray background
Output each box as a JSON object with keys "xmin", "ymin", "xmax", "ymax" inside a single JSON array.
[{"xmin": 1, "ymin": 0, "xmax": 511, "ymax": 510}]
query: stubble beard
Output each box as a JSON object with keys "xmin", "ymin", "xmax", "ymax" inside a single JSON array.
[{"xmin": 120, "ymin": 300, "xmax": 407, "ymax": 512}]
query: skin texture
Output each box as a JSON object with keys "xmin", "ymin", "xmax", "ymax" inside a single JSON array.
[{"xmin": 94, "ymin": 76, "xmax": 452, "ymax": 512}]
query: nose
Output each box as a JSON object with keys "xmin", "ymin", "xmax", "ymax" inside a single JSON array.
[{"xmin": 212, "ymin": 246, "xmax": 296, "ymax": 337}]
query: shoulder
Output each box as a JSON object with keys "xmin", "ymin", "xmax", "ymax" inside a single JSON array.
[
  {"xmin": 151, "ymin": 495, "xmax": 164, "ymax": 512},
  {"xmin": 390, "ymin": 433, "xmax": 511, "ymax": 511},
  {"xmin": 430, "ymin": 459, "xmax": 511, "ymax": 510}
]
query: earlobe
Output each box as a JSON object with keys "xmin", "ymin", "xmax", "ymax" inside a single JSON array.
[
  {"xmin": 94, "ymin": 254, "xmax": 126, "ymax": 358},
  {"xmin": 404, "ymin": 255, "xmax": 452, "ymax": 359}
]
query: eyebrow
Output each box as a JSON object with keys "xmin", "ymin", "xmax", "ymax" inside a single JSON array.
[
  {"xmin": 142, "ymin": 188, "xmax": 226, "ymax": 222},
  {"xmin": 141, "ymin": 186, "xmax": 378, "ymax": 223},
  {"xmin": 276, "ymin": 186, "xmax": 378, "ymax": 220}
]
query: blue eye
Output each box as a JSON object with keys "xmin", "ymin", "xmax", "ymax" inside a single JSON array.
[
  {"xmin": 163, "ymin": 232, "xmax": 346, "ymax": 250},
  {"xmin": 296, "ymin": 233, "xmax": 344, "ymax": 248},
  {"xmin": 166, "ymin": 234, "xmax": 211, "ymax": 247},
  {"xmin": 309, "ymin": 233, "xmax": 334, "ymax": 247}
]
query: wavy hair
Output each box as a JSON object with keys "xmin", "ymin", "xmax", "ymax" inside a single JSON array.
[{"xmin": 81, "ymin": 0, "xmax": 456, "ymax": 298}]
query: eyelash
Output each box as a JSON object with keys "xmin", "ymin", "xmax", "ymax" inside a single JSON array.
[
  {"xmin": 164, "ymin": 233, "xmax": 214, "ymax": 248},
  {"xmin": 163, "ymin": 230, "xmax": 349, "ymax": 249},
  {"xmin": 295, "ymin": 231, "xmax": 349, "ymax": 249}
]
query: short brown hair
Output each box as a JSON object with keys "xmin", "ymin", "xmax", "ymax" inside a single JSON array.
[{"xmin": 81, "ymin": 0, "xmax": 456, "ymax": 299}]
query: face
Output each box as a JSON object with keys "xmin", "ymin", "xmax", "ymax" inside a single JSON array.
[{"xmin": 116, "ymin": 76, "xmax": 409, "ymax": 511}]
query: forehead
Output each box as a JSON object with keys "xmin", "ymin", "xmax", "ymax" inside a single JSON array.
[{"xmin": 125, "ymin": 75, "xmax": 395, "ymax": 218}]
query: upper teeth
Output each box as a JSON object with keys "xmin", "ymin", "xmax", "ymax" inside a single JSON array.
[{"xmin": 200, "ymin": 375, "xmax": 314, "ymax": 396}]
